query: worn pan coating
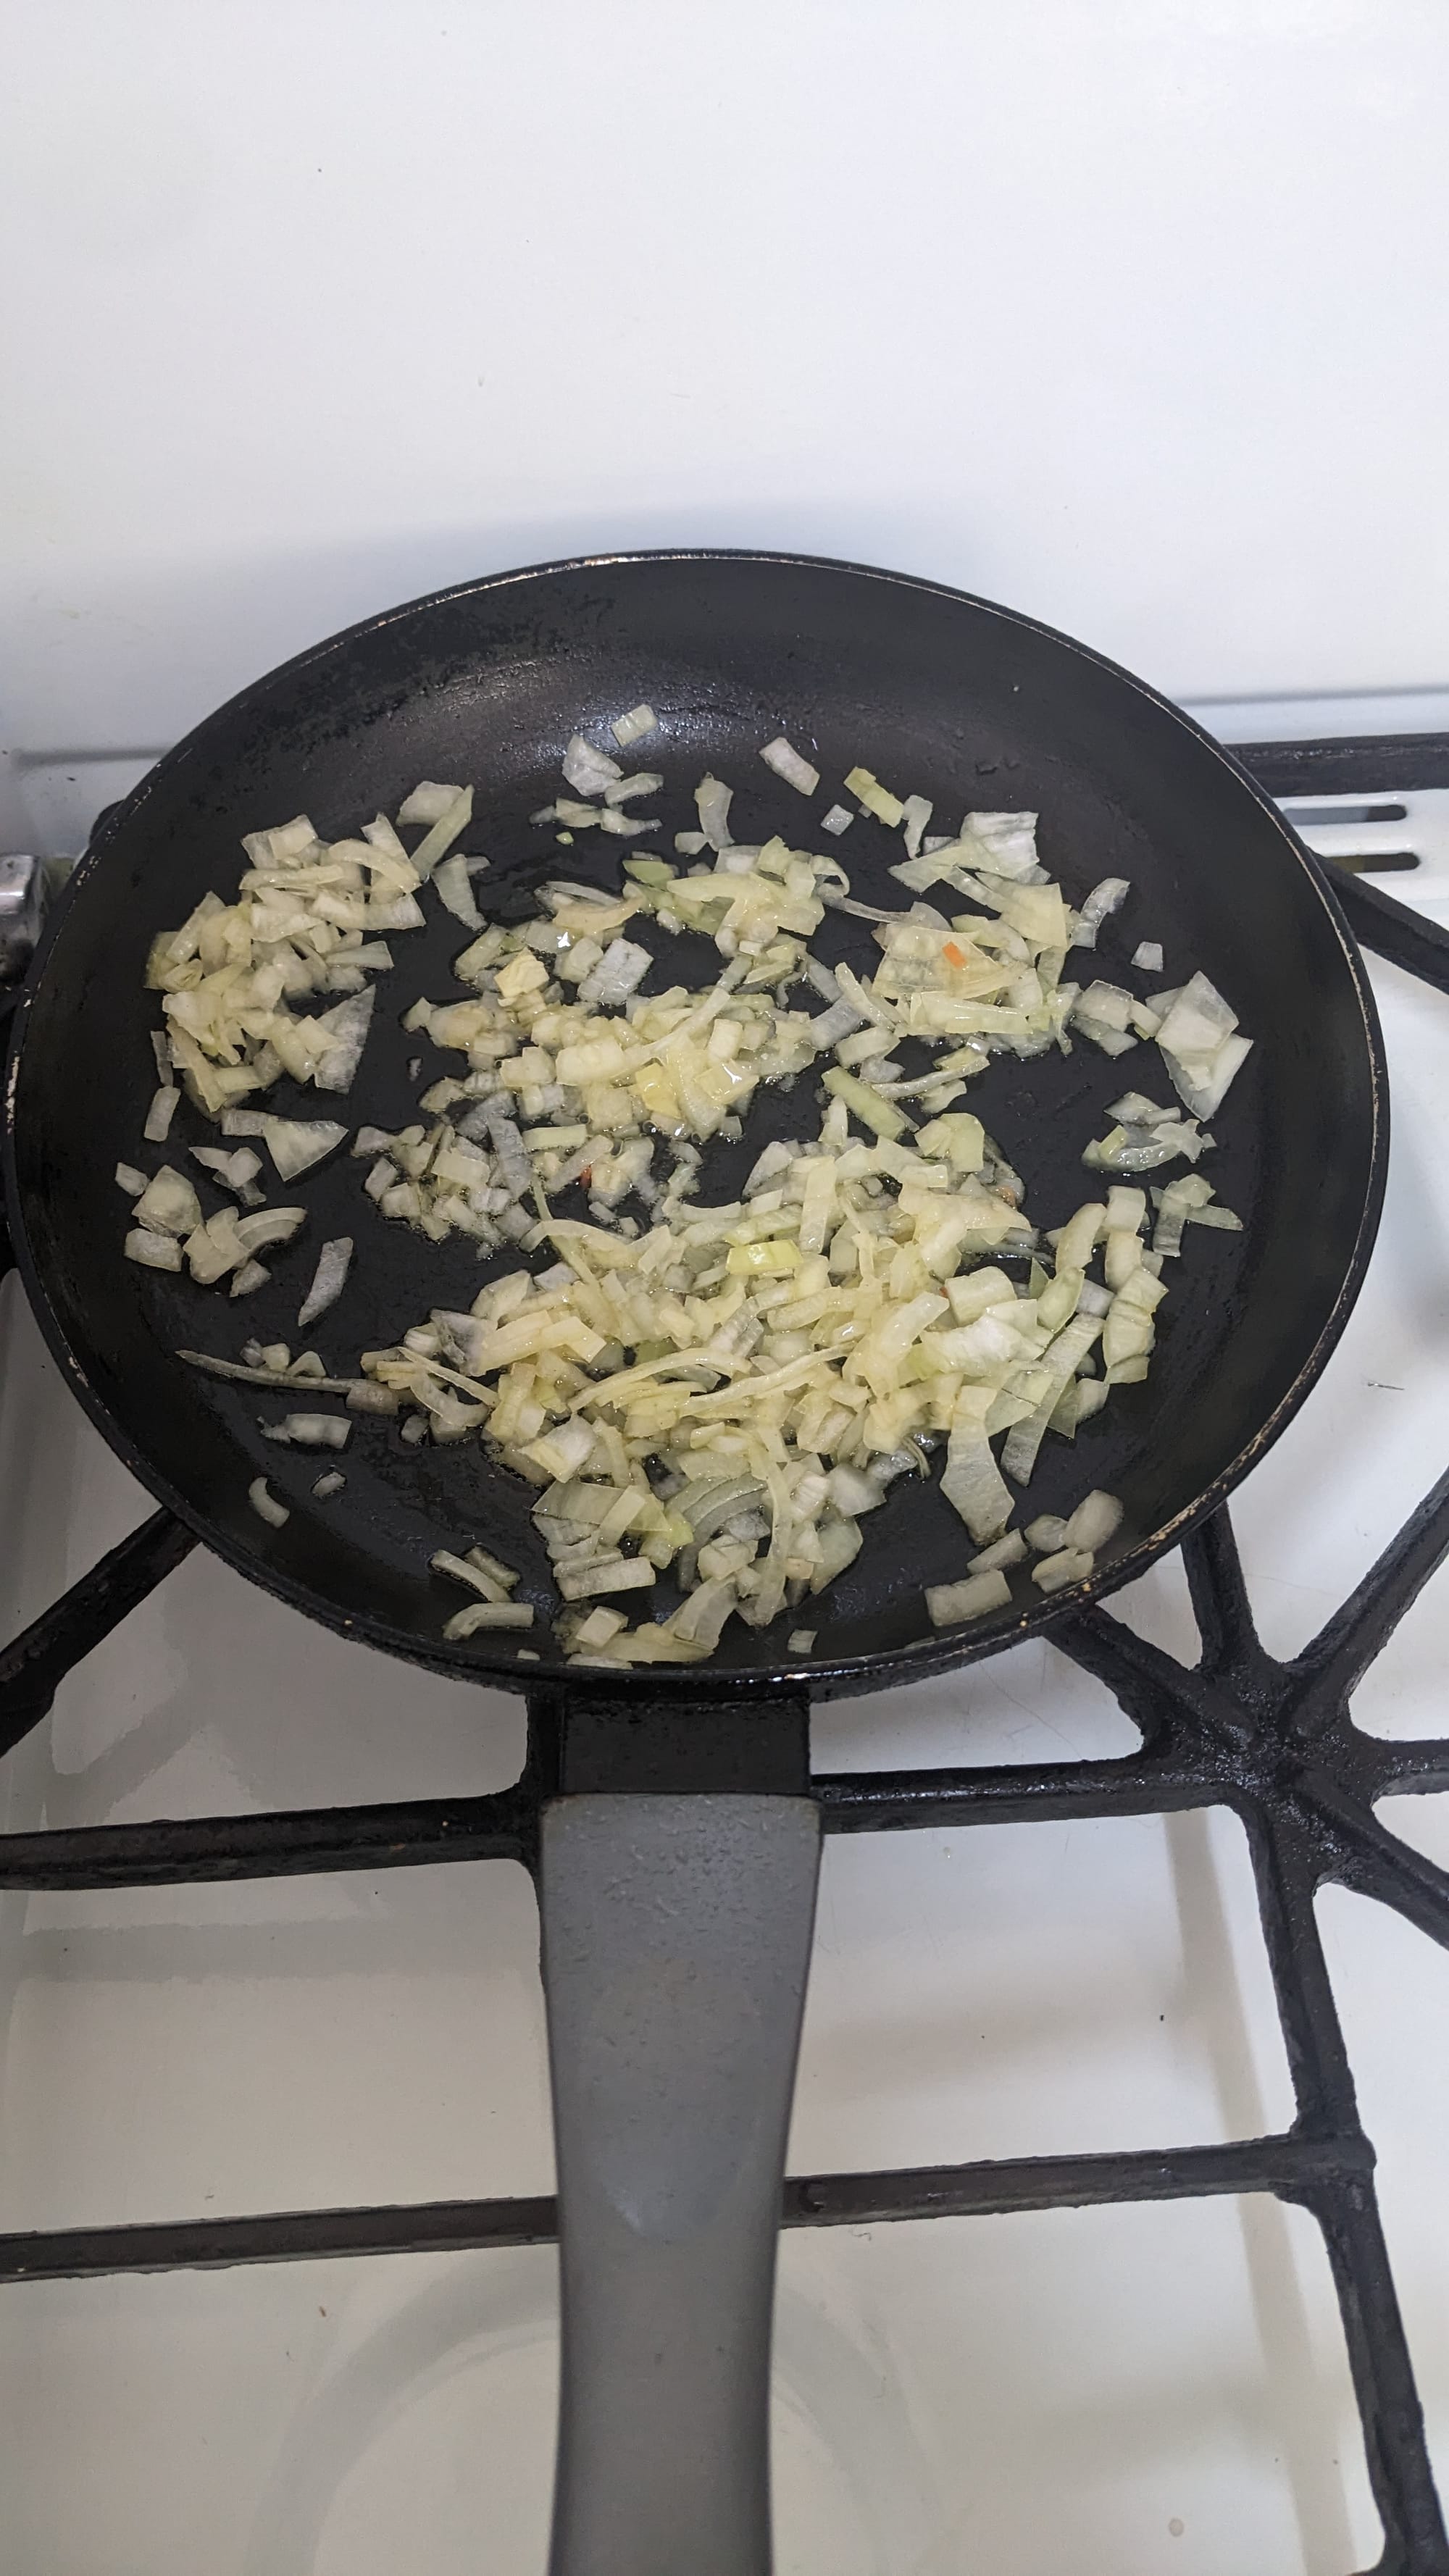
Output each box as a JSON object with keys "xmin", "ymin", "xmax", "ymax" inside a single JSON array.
[{"xmin": 4, "ymin": 552, "xmax": 1385, "ymax": 1696}]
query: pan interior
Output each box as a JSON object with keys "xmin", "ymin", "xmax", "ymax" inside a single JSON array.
[{"xmin": 8, "ymin": 553, "xmax": 1383, "ymax": 1696}]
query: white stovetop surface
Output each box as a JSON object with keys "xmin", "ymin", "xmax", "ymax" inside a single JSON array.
[{"xmin": 0, "ymin": 738, "xmax": 1444, "ymax": 2573}]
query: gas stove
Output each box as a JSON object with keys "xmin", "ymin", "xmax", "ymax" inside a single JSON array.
[{"xmin": 1, "ymin": 708, "xmax": 1448, "ymax": 2575}]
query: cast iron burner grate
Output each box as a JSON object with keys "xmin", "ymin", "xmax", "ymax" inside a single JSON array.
[{"xmin": 4, "ymin": 733, "xmax": 1449, "ymax": 2575}]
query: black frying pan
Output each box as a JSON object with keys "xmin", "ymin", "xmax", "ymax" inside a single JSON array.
[{"xmin": 4, "ymin": 553, "xmax": 1385, "ymax": 2573}]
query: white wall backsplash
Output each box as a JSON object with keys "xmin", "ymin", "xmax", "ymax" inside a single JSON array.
[{"xmin": 3, "ymin": 0, "xmax": 1448, "ymax": 850}]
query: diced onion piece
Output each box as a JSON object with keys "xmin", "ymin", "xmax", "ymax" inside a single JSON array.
[
  {"xmin": 264, "ymin": 1412, "xmax": 351, "ymax": 1449},
  {"xmin": 1162, "ymin": 1031, "xmax": 1253, "ymax": 1120},
  {"xmin": 961, "ymin": 812, "xmax": 1041, "ymax": 879},
  {"xmin": 297, "ymin": 1236, "xmax": 354, "ymax": 1329},
  {"xmin": 466, "ymin": 1544, "xmax": 521, "ymax": 1592},
  {"xmin": 761, "ymin": 736, "xmax": 820, "ymax": 796},
  {"xmin": 573, "ymin": 1606, "xmax": 627, "ymax": 1648},
  {"xmin": 406, "ymin": 790, "xmax": 475, "ymax": 882},
  {"xmin": 116, "ymin": 1161, "xmax": 148, "ymax": 1197},
  {"xmin": 235, "ymin": 1206, "xmax": 306, "ymax": 1254},
  {"xmin": 579, "ymin": 939, "xmax": 651, "ymax": 1006},
  {"xmin": 230, "ymin": 1260, "xmax": 270, "ymax": 1297},
  {"xmin": 249, "ymin": 1476, "xmax": 290, "ymax": 1529},
  {"xmin": 134, "ymin": 1165, "xmax": 203, "ymax": 1237},
  {"xmin": 432, "ymin": 853, "xmax": 483, "ymax": 928},
  {"xmin": 222, "ymin": 1116, "xmax": 348, "ymax": 1181},
  {"xmin": 940, "ymin": 1421, "xmax": 1013, "ymax": 1544},
  {"xmin": 611, "ymin": 704, "xmax": 658, "ymax": 748},
  {"xmin": 444, "ymin": 1599, "xmax": 535, "ymax": 1637},
  {"xmin": 597, "ymin": 807, "xmax": 659, "ymax": 839},
  {"xmin": 603, "ymin": 771, "xmax": 662, "ymax": 807},
  {"xmin": 398, "ymin": 781, "xmax": 467, "ymax": 826},
  {"xmin": 843, "ymin": 766, "xmax": 906, "ymax": 827},
  {"xmin": 1132, "ymin": 940, "xmax": 1164, "ymax": 972},
  {"xmin": 556, "ymin": 1556, "xmax": 657, "ymax": 1600},
  {"xmin": 313, "ymin": 1471, "xmax": 346, "ymax": 1497},
  {"xmin": 563, "ymin": 735, "xmax": 623, "ymax": 798},
  {"xmin": 788, "ymin": 1628, "xmax": 817, "ymax": 1653},
  {"xmin": 1155, "ymin": 971, "xmax": 1236, "ymax": 1061},
  {"xmin": 820, "ymin": 804, "xmax": 854, "ymax": 836},
  {"xmin": 926, "ymin": 1568, "xmax": 1011, "ymax": 1627},
  {"xmin": 968, "ymin": 1531, "xmax": 1028, "ymax": 1575},
  {"xmin": 900, "ymin": 794, "xmax": 933, "ymax": 859},
  {"xmin": 695, "ymin": 775, "xmax": 735, "ymax": 850},
  {"xmin": 1061, "ymin": 1489, "xmax": 1122, "ymax": 1552},
  {"xmin": 144, "ymin": 1086, "xmax": 180, "ymax": 1142},
  {"xmin": 312, "ymin": 988, "xmax": 376, "ymax": 1094},
  {"xmin": 432, "ymin": 1547, "xmax": 514, "ymax": 1601},
  {"xmin": 822, "ymin": 1067, "xmax": 910, "ymax": 1143},
  {"xmin": 1031, "ymin": 1546, "xmax": 1094, "ymax": 1594},
  {"xmin": 1024, "ymin": 1514, "xmax": 1069, "ymax": 1553},
  {"xmin": 125, "ymin": 1227, "xmax": 183, "ymax": 1271},
  {"xmin": 1072, "ymin": 877, "xmax": 1130, "ymax": 949}
]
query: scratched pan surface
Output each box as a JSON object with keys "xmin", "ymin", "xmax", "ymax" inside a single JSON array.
[{"xmin": 4, "ymin": 552, "xmax": 1386, "ymax": 1702}]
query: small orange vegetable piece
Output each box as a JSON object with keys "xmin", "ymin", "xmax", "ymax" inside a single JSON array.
[{"xmin": 943, "ymin": 940, "xmax": 967, "ymax": 969}]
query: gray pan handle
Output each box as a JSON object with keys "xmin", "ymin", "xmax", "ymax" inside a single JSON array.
[{"xmin": 540, "ymin": 1792, "xmax": 822, "ymax": 2576}]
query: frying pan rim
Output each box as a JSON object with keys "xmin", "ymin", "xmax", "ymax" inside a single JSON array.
[{"xmin": 3, "ymin": 546, "xmax": 1388, "ymax": 1705}]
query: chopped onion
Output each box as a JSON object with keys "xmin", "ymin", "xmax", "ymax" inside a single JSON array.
[
  {"xmin": 312, "ymin": 989, "xmax": 376, "ymax": 1094},
  {"xmin": 432, "ymin": 1547, "xmax": 517, "ymax": 1602},
  {"xmin": 695, "ymin": 775, "xmax": 735, "ymax": 850},
  {"xmin": 193, "ymin": 1146, "xmax": 264, "ymax": 1201},
  {"xmin": 1025, "ymin": 1513, "xmax": 1069, "ymax": 1552},
  {"xmin": 1062, "ymin": 1489, "xmax": 1122, "ymax": 1552},
  {"xmin": 967, "ymin": 1531, "xmax": 1028, "ymax": 1575},
  {"xmin": 1072, "ymin": 877, "xmax": 1130, "ymax": 949},
  {"xmin": 220, "ymin": 1116, "xmax": 348, "ymax": 1182},
  {"xmin": 963, "ymin": 812, "xmax": 1041, "ymax": 879},
  {"xmin": 263, "ymin": 1413, "xmax": 351, "ymax": 1449},
  {"xmin": 249, "ymin": 1476, "xmax": 290, "ymax": 1529},
  {"xmin": 138, "ymin": 719, "xmax": 1247, "ymax": 1670},
  {"xmin": 398, "ymin": 781, "xmax": 466, "ymax": 826},
  {"xmin": 134, "ymin": 1166, "xmax": 202, "ymax": 1237},
  {"xmin": 788, "ymin": 1628, "xmax": 817, "ymax": 1653},
  {"xmin": 116, "ymin": 1161, "xmax": 147, "ymax": 1197},
  {"xmin": 563, "ymin": 735, "xmax": 623, "ymax": 798},
  {"xmin": 611, "ymin": 704, "xmax": 658, "ymax": 748},
  {"xmin": 900, "ymin": 794, "xmax": 933, "ymax": 859},
  {"xmin": 433, "ymin": 853, "xmax": 483, "ymax": 928},
  {"xmin": 143, "ymin": 1086, "xmax": 180, "ymax": 1142},
  {"xmin": 313, "ymin": 1470, "xmax": 346, "ymax": 1497},
  {"xmin": 1132, "ymin": 940, "xmax": 1164, "ymax": 972},
  {"xmin": 297, "ymin": 1236, "xmax": 353, "ymax": 1329},
  {"xmin": 604, "ymin": 771, "xmax": 663, "ymax": 808},
  {"xmin": 406, "ymin": 787, "xmax": 475, "ymax": 880},
  {"xmin": 236, "ymin": 1206, "xmax": 306, "ymax": 1253},
  {"xmin": 1031, "ymin": 1546, "xmax": 1093, "ymax": 1594},
  {"xmin": 1162, "ymin": 1031, "xmax": 1253, "ymax": 1121},
  {"xmin": 556, "ymin": 1556, "xmax": 656, "ymax": 1600},
  {"xmin": 926, "ymin": 1568, "xmax": 1011, "ymax": 1627},
  {"xmin": 125, "ymin": 1227, "xmax": 183, "ymax": 1271},
  {"xmin": 845, "ymin": 767, "xmax": 906, "ymax": 828},
  {"xmin": 760, "ymin": 736, "xmax": 820, "ymax": 796},
  {"xmin": 444, "ymin": 1599, "xmax": 535, "ymax": 1637},
  {"xmin": 578, "ymin": 939, "xmax": 651, "ymax": 1006}
]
